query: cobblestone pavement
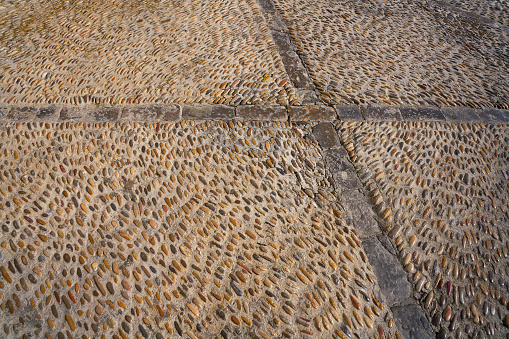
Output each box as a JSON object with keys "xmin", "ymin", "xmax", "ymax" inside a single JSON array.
[
  {"xmin": 0, "ymin": 121, "xmax": 400, "ymax": 339},
  {"xmin": 0, "ymin": 0, "xmax": 292, "ymax": 106},
  {"xmin": 273, "ymin": 0, "xmax": 509, "ymax": 108},
  {"xmin": 339, "ymin": 121, "xmax": 509, "ymax": 338}
]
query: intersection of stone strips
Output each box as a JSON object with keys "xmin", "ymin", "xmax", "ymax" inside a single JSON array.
[
  {"xmin": 0, "ymin": 0, "xmax": 293, "ymax": 106},
  {"xmin": 0, "ymin": 121, "xmax": 398, "ymax": 339},
  {"xmin": 273, "ymin": 0, "xmax": 509, "ymax": 108},
  {"xmin": 339, "ymin": 120, "xmax": 509, "ymax": 338}
]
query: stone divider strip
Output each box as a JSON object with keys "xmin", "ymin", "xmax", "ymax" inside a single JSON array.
[
  {"xmin": 0, "ymin": 104, "xmax": 508, "ymax": 123},
  {"xmin": 255, "ymin": 0, "xmax": 320, "ymax": 106},
  {"xmin": 312, "ymin": 122, "xmax": 435, "ymax": 338}
]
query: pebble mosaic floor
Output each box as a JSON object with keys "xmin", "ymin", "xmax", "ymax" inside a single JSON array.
[
  {"xmin": 273, "ymin": 0, "xmax": 509, "ymax": 108},
  {"xmin": 0, "ymin": 121, "xmax": 398, "ymax": 339},
  {"xmin": 0, "ymin": 0, "xmax": 292, "ymax": 106},
  {"xmin": 339, "ymin": 121, "xmax": 509, "ymax": 338}
]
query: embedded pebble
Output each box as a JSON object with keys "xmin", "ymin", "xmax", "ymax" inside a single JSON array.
[
  {"xmin": 0, "ymin": 120, "xmax": 396, "ymax": 338},
  {"xmin": 274, "ymin": 0, "xmax": 509, "ymax": 108},
  {"xmin": 340, "ymin": 120, "xmax": 509, "ymax": 337},
  {"xmin": 0, "ymin": 0, "xmax": 293, "ymax": 106}
]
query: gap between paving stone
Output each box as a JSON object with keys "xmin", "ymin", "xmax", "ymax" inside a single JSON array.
[{"xmin": 0, "ymin": 104, "xmax": 508, "ymax": 123}]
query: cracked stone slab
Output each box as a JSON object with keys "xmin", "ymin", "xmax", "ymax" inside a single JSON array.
[
  {"xmin": 236, "ymin": 105, "xmax": 287, "ymax": 121},
  {"xmin": 121, "ymin": 105, "xmax": 180, "ymax": 121},
  {"xmin": 392, "ymin": 305, "xmax": 434, "ymax": 339},
  {"xmin": 360, "ymin": 106, "xmax": 402, "ymax": 121},
  {"xmin": 312, "ymin": 122, "xmax": 339, "ymax": 149},
  {"xmin": 335, "ymin": 105, "xmax": 363, "ymax": 121},
  {"xmin": 442, "ymin": 107, "xmax": 480, "ymax": 122},
  {"xmin": 288, "ymin": 105, "xmax": 336, "ymax": 121},
  {"xmin": 400, "ymin": 107, "xmax": 446, "ymax": 121},
  {"xmin": 324, "ymin": 148, "xmax": 362, "ymax": 192},
  {"xmin": 342, "ymin": 190, "xmax": 380, "ymax": 237},
  {"xmin": 362, "ymin": 237, "xmax": 411, "ymax": 306}
]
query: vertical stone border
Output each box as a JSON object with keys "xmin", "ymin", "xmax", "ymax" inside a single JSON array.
[
  {"xmin": 255, "ymin": 0, "xmax": 319, "ymax": 106},
  {"xmin": 312, "ymin": 122, "xmax": 404, "ymax": 338},
  {"xmin": 315, "ymin": 122, "xmax": 436, "ymax": 338}
]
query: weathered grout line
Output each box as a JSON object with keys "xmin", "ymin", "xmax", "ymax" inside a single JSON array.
[{"xmin": 1, "ymin": 104, "xmax": 509, "ymax": 123}]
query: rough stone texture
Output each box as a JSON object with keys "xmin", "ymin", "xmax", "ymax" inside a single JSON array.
[
  {"xmin": 442, "ymin": 107, "xmax": 480, "ymax": 122},
  {"xmin": 270, "ymin": 31, "xmax": 312, "ymax": 89},
  {"xmin": 392, "ymin": 305, "xmax": 435, "ymax": 339},
  {"xmin": 35, "ymin": 106, "xmax": 58, "ymax": 120},
  {"xmin": 324, "ymin": 148, "xmax": 362, "ymax": 192},
  {"xmin": 6, "ymin": 107, "xmax": 38, "ymax": 121},
  {"xmin": 362, "ymin": 237, "xmax": 412, "ymax": 306},
  {"xmin": 257, "ymin": 0, "xmax": 277, "ymax": 12},
  {"xmin": 236, "ymin": 105, "xmax": 287, "ymax": 121},
  {"xmin": 121, "ymin": 105, "xmax": 180, "ymax": 121},
  {"xmin": 288, "ymin": 105, "xmax": 336, "ymax": 121},
  {"xmin": 342, "ymin": 190, "xmax": 380, "ymax": 237},
  {"xmin": 60, "ymin": 107, "xmax": 120, "ymax": 121},
  {"xmin": 312, "ymin": 122, "xmax": 339, "ymax": 149},
  {"xmin": 400, "ymin": 107, "xmax": 446, "ymax": 121},
  {"xmin": 0, "ymin": 107, "xmax": 9, "ymax": 120},
  {"xmin": 262, "ymin": 12, "xmax": 288, "ymax": 33},
  {"xmin": 360, "ymin": 106, "xmax": 402, "ymax": 121},
  {"xmin": 293, "ymin": 89, "xmax": 319, "ymax": 105},
  {"xmin": 482, "ymin": 108, "xmax": 509, "ymax": 123},
  {"xmin": 335, "ymin": 105, "xmax": 363, "ymax": 121}
]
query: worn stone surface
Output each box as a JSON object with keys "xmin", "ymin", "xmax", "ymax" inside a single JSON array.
[
  {"xmin": 0, "ymin": 120, "xmax": 398, "ymax": 339},
  {"xmin": 270, "ymin": 31, "xmax": 312, "ymax": 89},
  {"xmin": 6, "ymin": 107, "xmax": 38, "ymax": 121},
  {"xmin": 324, "ymin": 148, "xmax": 362, "ymax": 192},
  {"xmin": 360, "ymin": 106, "xmax": 402, "ymax": 121},
  {"xmin": 362, "ymin": 237, "xmax": 412, "ymax": 306},
  {"xmin": 400, "ymin": 107, "xmax": 446, "ymax": 121},
  {"xmin": 442, "ymin": 107, "xmax": 480, "ymax": 122},
  {"xmin": 288, "ymin": 105, "xmax": 336, "ymax": 121},
  {"xmin": 121, "ymin": 105, "xmax": 180, "ymax": 121},
  {"xmin": 482, "ymin": 108, "xmax": 509, "ymax": 123},
  {"xmin": 236, "ymin": 105, "xmax": 287, "ymax": 121},
  {"xmin": 392, "ymin": 305, "xmax": 435, "ymax": 339},
  {"xmin": 312, "ymin": 122, "xmax": 339, "ymax": 149},
  {"xmin": 35, "ymin": 106, "xmax": 58, "ymax": 120},
  {"xmin": 342, "ymin": 190, "xmax": 380, "ymax": 238},
  {"xmin": 335, "ymin": 105, "xmax": 363, "ymax": 121},
  {"xmin": 293, "ymin": 89, "xmax": 319, "ymax": 105}
]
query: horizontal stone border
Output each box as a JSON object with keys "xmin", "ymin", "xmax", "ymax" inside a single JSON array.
[{"xmin": 0, "ymin": 104, "xmax": 508, "ymax": 123}]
